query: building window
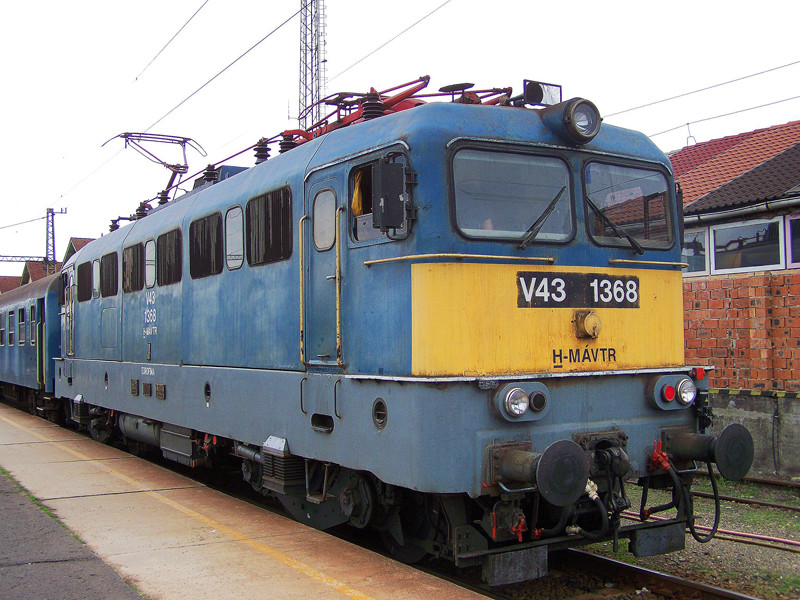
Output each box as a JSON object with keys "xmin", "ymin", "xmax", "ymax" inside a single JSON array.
[
  {"xmin": 157, "ymin": 229, "xmax": 183, "ymax": 286},
  {"xmin": 18, "ymin": 308, "xmax": 25, "ymax": 344},
  {"xmin": 100, "ymin": 252, "xmax": 118, "ymax": 297},
  {"xmin": 123, "ymin": 244, "xmax": 145, "ymax": 293},
  {"xmin": 145, "ymin": 240, "xmax": 156, "ymax": 288},
  {"xmin": 787, "ymin": 214, "xmax": 800, "ymax": 268},
  {"xmin": 7, "ymin": 312, "xmax": 14, "ymax": 345},
  {"xmin": 711, "ymin": 218, "xmax": 784, "ymax": 274},
  {"xmin": 77, "ymin": 262, "xmax": 92, "ymax": 302},
  {"xmin": 189, "ymin": 213, "xmax": 224, "ymax": 279},
  {"xmin": 681, "ymin": 229, "xmax": 709, "ymax": 276},
  {"xmin": 246, "ymin": 187, "xmax": 292, "ymax": 266},
  {"xmin": 225, "ymin": 206, "xmax": 244, "ymax": 270}
]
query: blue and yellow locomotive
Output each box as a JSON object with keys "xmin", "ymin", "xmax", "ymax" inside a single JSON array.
[{"xmin": 0, "ymin": 77, "xmax": 753, "ymax": 585}]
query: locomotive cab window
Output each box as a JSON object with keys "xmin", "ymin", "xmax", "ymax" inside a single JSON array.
[
  {"xmin": 350, "ymin": 156, "xmax": 407, "ymax": 242},
  {"xmin": 584, "ymin": 162, "xmax": 673, "ymax": 250},
  {"xmin": 189, "ymin": 212, "xmax": 224, "ymax": 279},
  {"xmin": 452, "ymin": 149, "xmax": 572, "ymax": 242},
  {"xmin": 100, "ymin": 252, "xmax": 118, "ymax": 297},
  {"xmin": 123, "ymin": 244, "xmax": 145, "ymax": 293},
  {"xmin": 157, "ymin": 229, "xmax": 183, "ymax": 286}
]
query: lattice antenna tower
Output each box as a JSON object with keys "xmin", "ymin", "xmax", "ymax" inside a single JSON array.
[{"xmin": 299, "ymin": 0, "xmax": 327, "ymax": 129}]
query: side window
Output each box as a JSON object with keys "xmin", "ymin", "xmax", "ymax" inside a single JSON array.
[
  {"xmin": 7, "ymin": 312, "xmax": 15, "ymax": 345},
  {"xmin": 123, "ymin": 244, "xmax": 145, "ymax": 293},
  {"xmin": 225, "ymin": 206, "xmax": 244, "ymax": 270},
  {"xmin": 100, "ymin": 252, "xmax": 118, "ymax": 297},
  {"xmin": 350, "ymin": 156, "xmax": 407, "ymax": 241},
  {"xmin": 77, "ymin": 262, "xmax": 92, "ymax": 302},
  {"xmin": 246, "ymin": 187, "xmax": 292, "ymax": 266},
  {"xmin": 0, "ymin": 314, "xmax": 4, "ymax": 346},
  {"xmin": 157, "ymin": 229, "xmax": 183, "ymax": 286},
  {"xmin": 681, "ymin": 229, "xmax": 709, "ymax": 276},
  {"xmin": 29, "ymin": 304, "xmax": 36, "ymax": 346},
  {"xmin": 92, "ymin": 260, "xmax": 101, "ymax": 298},
  {"xmin": 189, "ymin": 213, "xmax": 224, "ymax": 279},
  {"xmin": 313, "ymin": 189, "xmax": 336, "ymax": 250},
  {"xmin": 144, "ymin": 240, "xmax": 156, "ymax": 288},
  {"xmin": 18, "ymin": 308, "xmax": 25, "ymax": 344}
]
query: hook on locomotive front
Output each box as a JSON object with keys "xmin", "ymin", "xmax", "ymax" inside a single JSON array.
[{"xmin": 0, "ymin": 76, "xmax": 754, "ymax": 586}]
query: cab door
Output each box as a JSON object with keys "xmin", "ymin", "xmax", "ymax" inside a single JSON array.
[
  {"xmin": 62, "ymin": 268, "xmax": 75, "ymax": 356},
  {"xmin": 303, "ymin": 176, "xmax": 343, "ymax": 368}
]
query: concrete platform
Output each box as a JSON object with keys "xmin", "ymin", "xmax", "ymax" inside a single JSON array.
[{"xmin": 0, "ymin": 403, "xmax": 487, "ymax": 600}]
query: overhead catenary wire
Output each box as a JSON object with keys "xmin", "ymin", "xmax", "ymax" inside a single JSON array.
[
  {"xmin": 649, "ymin": 94, "xmax": 800, "ymax": 137},
  {"xmin": 606, "ymin": 58, "xmax": 800, "ymax": 118},
  {"xmin": 328, "ymin": 0, "xmax": 455, "ymax": 83},
  {"xmin": 0, "ymin": 217, "xmax": 46, "ymax": 231},
  {"xmin": 135, "ymin": 0, "xmax": 210, "ymax": 81},
  {"xmin": 144, "ymin": 2, "xmax": 309, "ymax": 133}
]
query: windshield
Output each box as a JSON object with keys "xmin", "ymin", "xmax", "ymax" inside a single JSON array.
[
  {"xmin": 453, "ymin": 149, "xmax": 572, "ymax": 242},
  {"xmin": 584, "ymin": 162, "xmax": 672, "ymax": 249}
]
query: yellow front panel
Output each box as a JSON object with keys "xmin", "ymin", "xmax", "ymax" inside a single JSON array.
[{"xmin": 411, "ymin": 263, "xmax": 684, "ymax": 376}]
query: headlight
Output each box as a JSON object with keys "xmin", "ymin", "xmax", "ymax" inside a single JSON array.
[
  {"xmin": 565, "ymin": 99, "xmax": 601, "ymax": 143},
  {"xmin": 676, "ymin": 378, "xmax": 697, "ymax": 405},
  {"xmin": 503, "ymin": 387, "xmax": 530, "ymax": 417}
]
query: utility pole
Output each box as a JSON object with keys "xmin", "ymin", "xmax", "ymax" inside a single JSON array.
[
  {"xmin": 299, "ymin": 0, "xmax": 326, "ymax": 129},
  {"xmin": 0, "ymin": 208, "xmax": 66, "ymax": 277}
]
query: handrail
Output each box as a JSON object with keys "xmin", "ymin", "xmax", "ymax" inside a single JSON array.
[
  {"xmin": 609, "ymin": 259, "xmax": 688, "ymax": 268},
  {"xmin": 299, "ymin": 215, "xmax": 308, "ymax": 365},
  {"xmin": 364, "ymin": 253, "xmax": 555, "ymax": 267},
  {"xmin": 335, "ymin": 207, "xmax": 344, "ymax": 367}
]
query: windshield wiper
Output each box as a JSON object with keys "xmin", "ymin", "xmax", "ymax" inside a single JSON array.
[
  {"xmin": 585, "ymin": 196, "xmax": 645, "ymax": 255},
  {"xmin": 517, "ymin": 186, "xmax": 567, "ymax": 250}
]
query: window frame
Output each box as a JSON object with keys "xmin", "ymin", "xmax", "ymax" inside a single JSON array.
[
  {"xmin": 29, "ymin": 303, "xmax": 35, "ymax": 346},
  {"xmin": 157, "ymin": 229, "xmax": 183, "ymax": 287},
  {"xmin": 710, "ymin": 217, "xmax": 785, "ymax": 275},
  {"xmin": 0, "ymin": 313, "xmax": 4, "ymax": 346},
  {"xmin": 786, "ymin": 213, "xmax": 800, "ymax": 269},
  {"xmin": 225, "ymin": 206, "xmax": 244, "ymax": 270},
  {"xmin": 100, "ymin": 252, "xmax": 119, "ymax": 297},
  {"xmin": 448, "ymin": 145, "xmax": 576, "ymax": 245},
  {"xmin": 17, "ymin": 307, "xmax": 25, "ymax": 345},
  {"xmin": 144, "ymin": 239, "xmax": 156, "ymax": 288},
  {"xmin": 76, "ymin": 261, "xmax": 92, "ymax": 302},
  {"xmin": 7, "ymin": 311, "xmax": 14, "ymax": 345},
  {"xmin": 681, "ymin": 227, "xmax": 710, "ymax": 277},
  {"xmin": 349, "ymin": 153, "xmax": 410, "ymax": 244},
  {"xmin": 312, "ymin": 188, "xmax": 337, "ymax": 251}
]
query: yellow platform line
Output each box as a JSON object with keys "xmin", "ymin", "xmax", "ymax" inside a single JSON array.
[{"xmin": 0, "ymin": 413, "xmax": 375, "ymax": 600}]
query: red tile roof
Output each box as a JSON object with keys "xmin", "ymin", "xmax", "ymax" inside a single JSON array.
[
  {"xmin": 0, "ymin": 276, "xmax": 20, "ymax": 293},
  {"xmin": 21, "ymin": 261, "xmax": 62, "ymax": 284},
  {"xmin": 671, "ymin": 120, "xmax": 800, "ymax": 208}
]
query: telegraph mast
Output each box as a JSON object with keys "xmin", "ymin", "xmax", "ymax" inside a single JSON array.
[
  {"xmin": 299, "ymin": 0, "xmax": 326, "ymax": 129},
  {"xmin": 0, "ymin": 208, "xmax": 66, "ymax": 276}
]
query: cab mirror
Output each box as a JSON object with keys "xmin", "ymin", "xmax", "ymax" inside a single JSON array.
[{"xmin": 372, "ymin": 161, "xmax": 405, "ymax": 232}]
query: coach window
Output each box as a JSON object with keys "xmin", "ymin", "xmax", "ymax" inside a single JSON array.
[
  {"xmin": 123, "ymin": 244, "xmax": 145, "ymax": 293},
  {"xmin": 246, "ymin": 187, "xmax": 292, "ymax": 266},
  {"xmin": 157, "ymin": 229, "xmax": 183, "ymax": 286},
  {"xmin": 190, "ymin": 213, "xmax": 223, "ymax": 279},
  {"xmin": 144, "ymin": 240, "xmax": 156, "ymax": 288},
  {"xmin": 225, "ymin": 206, "xmax": 244, "ymax": 270},
  {"xmin": 30, "ymin": 304, "xmax": 36, "ymax": 346},
  {"xmin": 76, "ymin": 262, "xmax": 92, "ymax": 302},
  {"xmin": 100, "ymin": 252, "xmax": 119, "ymax": 297},
  {"xmin": 313, "ymin": 189, "xmax": 336, "ymax": 250},
  {"xmin": 0, "ymin": 314, "xmax": 4, "ymax": 346},
  {"xmin": 7, "ymin": 312, "xmax": 14, "ymax": 345},
  {"xmin": 453, "ymin": 149, "xmax": 572, "ymax": 242},
  {"xmin": 18, "ymin": 308, "xmax": 25, "ymax": 344}
]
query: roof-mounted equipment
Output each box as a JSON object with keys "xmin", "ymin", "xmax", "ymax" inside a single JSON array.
[{"xmin": 541, "ymin": 98, "xmax": 602, "ymax": 145}]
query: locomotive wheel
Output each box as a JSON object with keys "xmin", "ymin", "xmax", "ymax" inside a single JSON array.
[{"xmin": 379, "ymin": 491, "xmax": 438, "ymax": 563}]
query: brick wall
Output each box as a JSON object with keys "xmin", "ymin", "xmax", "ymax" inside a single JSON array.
[{"xmin": 683, "ymin": 270, "xmax": 800, "ymax": 392}]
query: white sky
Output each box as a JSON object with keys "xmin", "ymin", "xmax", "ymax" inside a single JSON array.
[{"xmin": 1, "ymin": 0, "xmax": 798, "ymax": 275}]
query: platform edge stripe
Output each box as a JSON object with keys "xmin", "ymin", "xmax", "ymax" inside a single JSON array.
[{"xmin": 0, "ymin": 413, "xmax": 376, "ymax": 600}]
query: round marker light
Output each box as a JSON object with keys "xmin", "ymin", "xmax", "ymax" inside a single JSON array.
[
  {"xmin": 676, "ymin": 378, "xmax": 698, "ymax": 405},
  {"xmin": 565, "ymin": 99, "xmax": 601, "ymax": 144},
  {"xmin": 503, "ymin": 387, "xmax": 530, "ymax": 417},
  {"xmin": 661, "ymin": 384, "xmax": 676, "ymax": 403}
]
